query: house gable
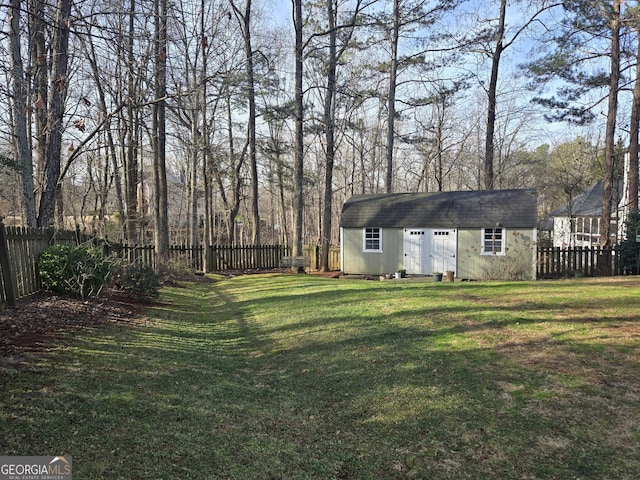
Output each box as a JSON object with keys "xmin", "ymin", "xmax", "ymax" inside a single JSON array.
[{"xmin": 548, "ymin": 181, "xmax": 616, "ymax": 218}]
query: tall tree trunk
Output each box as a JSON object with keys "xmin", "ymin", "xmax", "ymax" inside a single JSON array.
[
  {"xmin": 601, "ymin": 0, "xmax": 621, "ymax": 247},
  {"xmin": 629, "ymin": 26, "xmax": 640, "ymax": 212},
  {"xmin": 189, "ymin": 58, "xmax": 200, "ymax": 258},
  {"xmin": 435, "ymin": 117, "xmax": 443, "ymax": 191},
  {"xmin": 202, "ymin": 123, "xmax": 211, "ymax": 268},
  {"xmin": 232, "ymin": 0, "xmax": 260, "ymax": 245},
  {"xmin": 292, "ymin": 0, "xmax": 305, "ymax": 263},
  {"xmin": 125, "ymin": 0, "xmax": 139, "ymax": 242},
  {"xmin": 277, "ymin": 157, "xmax": 289, "ymax": 245},
  {"xmin": 320, "ymin": 0, "xmax": 338, "ymax": 272},
  {"xmin": 483, "ymin": 0, "xmax": 506, "ymax": 191},
  {"xmin": 29, "ymin": 0, "xmax": 47, "ymax": 191},
  {"xmin": 153, "ymin": 0, "xmax": 170, "ymax": 267},
  {"xmin": 38, "ymin": 0, "xmax": 73, "ymax": 227},
  {"xmin": 9, "ymin": 0, "xmax": 37, "ymax": 227},
  {"xmin": 224, "ymin": 94, "xmax": 246, "ymax": 245},
  {"xmin": 385, "ymin": 0, "xmax": 400, "ymax": 194},
  {"xmin": 190, "ymin": 119, "xmax": 199, "ymax": 251},
  {"xmin": 200, "ymin": 0, "xmax": 210, "ymax": 269}
]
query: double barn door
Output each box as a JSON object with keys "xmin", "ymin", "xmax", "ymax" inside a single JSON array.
[{"xmin": 403, "ymin": 228, "xmax": 456, "ymax": 275}]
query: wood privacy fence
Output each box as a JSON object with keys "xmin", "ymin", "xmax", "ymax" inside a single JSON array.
[
  {"xmin": 104, "ymin": 243, "xmax": 341, "ymax": 272},
  {"xmin": 0, "ymin": 223, "xmax": 85, "ymax": 306},
  {"xmin": 536, "ymin": 246, "xmax": 620, "ymax": 279},
  {"xmin": 0, "ymin": 220, "xmax": 341, "ymax": 306}
]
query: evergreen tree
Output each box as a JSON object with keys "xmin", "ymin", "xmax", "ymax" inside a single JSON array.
[
  {"xmin": 618, "ymin": 209, "xmax": 640, "ymax": 274},
  {"xmin": 525, "ymin": 0, "xmax": 622, "ymax": 246}
]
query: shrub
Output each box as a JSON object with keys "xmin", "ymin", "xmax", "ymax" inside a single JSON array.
[
  {"xmin": 113, "ymin": 262, "xmax": 161, "ymax": 298},
  {"xmin": 38, "ymin": 244, "xmax": 112, "ymax": 300},
  {"xmin": 619, "ymin": 209, "xmax": 640, "ymax": 274}
]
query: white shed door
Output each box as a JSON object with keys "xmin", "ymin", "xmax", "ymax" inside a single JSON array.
[
  {"xmin": 403, "ymin": 229, "xmax": 428, "ymax": 274},
  {"xmin": 430, "ymin": 229, "xmax": 457, "ymax": 274},
  {"xmin": 404, "ymin": 228, "xmax": 457, "ymax": 274}
]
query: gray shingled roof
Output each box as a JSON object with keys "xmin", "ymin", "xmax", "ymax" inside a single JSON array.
[
  {"xmin": 549, "ymin": 180, "xmax": 623, "ymax": 217},
  {"xmin": 340, "ymin": 189, "xmax": 538, "ymax": 229}
]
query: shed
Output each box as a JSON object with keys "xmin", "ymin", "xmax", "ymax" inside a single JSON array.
[{"xmin": 339, "ymin": 189, "xmax": 538, "ymax": 280}]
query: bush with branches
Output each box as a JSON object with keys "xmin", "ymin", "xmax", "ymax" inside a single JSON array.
[
  {"xmin": 38, "ymin": 244, "xmax": 112, "ymax": 300},
  {"xmin": 111, "ymin": 261, "xmax": 161, "ymax": 298}
]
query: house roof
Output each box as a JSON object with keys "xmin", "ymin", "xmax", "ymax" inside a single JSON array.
[
  {"xmin": 340, "ymin": 189, "xmax": 538, "ymax": 229},
  {"xmin": 549, "ymin": 180, "xmax": 623, "ymax": 218}
]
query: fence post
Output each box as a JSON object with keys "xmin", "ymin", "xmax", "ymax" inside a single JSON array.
[{"xmin": 0, "ymin": 220, "xmax": 17, "ymax": 307}]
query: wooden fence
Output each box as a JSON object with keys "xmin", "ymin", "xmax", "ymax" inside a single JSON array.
[
  {"xmin": 537, "ymin": 246, "xmax": 620, "ymax": 279},
  {"xmin": 4, "ymin": 221, "xmax": 623, "ymax": 307},
  {"xmin": 0, "ymin": 219, "xmax": 341, "ymax": 306},
  {"xmin": 0, "ymin": 223, "xmax": 84, "ymax": 306},
  {"xmin": 104, "ymin": 243, "xmax": 341, "ymax": 272}
]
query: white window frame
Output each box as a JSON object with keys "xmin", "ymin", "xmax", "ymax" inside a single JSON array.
[
  {"xmin": 482, "ymin": 227, "xmax": 505, "ymax": 255},
  {"xmin": 363, "ymin": 227, "xmax": 383, "ymax": 252}
]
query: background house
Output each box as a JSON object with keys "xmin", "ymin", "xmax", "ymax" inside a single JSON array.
[
  {"xmin": 548, "ymin": 180, "xmax": 624, "ymax": 248},
  {"xmin": 340, "ymin": 189, "xmax": 538, "ymax": 280}
]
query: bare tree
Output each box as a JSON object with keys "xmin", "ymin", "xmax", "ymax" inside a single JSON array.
[
  {"xmin": 601, "ymin": 0, "xmax": 621, "ymax": 247},
  {"xmin": 38, "ymin": 0, "xmax": 73, "ymax": 227},
  {"xmin": 466, "ymin": 0, "xmax": 561, "ymax": 190},
  {"xmin": 153, "ymin": 0, "xmax": 170, "ymax": 266},
  {"xmin": 231, "ymin": 0, "xmax": 260, "ymax": 244},
  {"xmin": 316, "ymin": 0, "xmax": 364, "ymax": 270},
  {"xmin": 76, "ymin": 15, "xmax": 127, "ymax": 239},
  {"xmin": 292, "ymin": 0, "xmax": 305, "ymax": 263},
  {"xmin": 125, "ymin": 0, "xmax": 141, "ymax": 242},
  {"xmin": 385, "ymin": 0, "xmax": 401, "ymax": 193},
  {"xmin": 370, "ymin": 0, "xmax": 464, "ymax": 193},
  {"xmin": 29, "ymin": 0, "xmax": 47, "ymax": 193},
  {"xmin": 8, "ymin": 0, "xmax": 36, "ymax": 226}
]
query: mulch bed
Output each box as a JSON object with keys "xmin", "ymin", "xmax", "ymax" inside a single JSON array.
[{"xmin": 0, "ymin": 291, "xmax": 150, "ymax": 357}]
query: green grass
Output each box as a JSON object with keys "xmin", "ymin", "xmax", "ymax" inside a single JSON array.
[{"xmin": 2, "ymin": 275, "xmax": 640, "ymax": 479}]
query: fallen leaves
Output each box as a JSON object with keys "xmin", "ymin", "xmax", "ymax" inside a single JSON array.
[{"xmin": 0, "ymin": 291, "xmax": 147, "ymax": 356}]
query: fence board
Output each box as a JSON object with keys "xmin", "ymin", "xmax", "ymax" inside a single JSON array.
[
  {"xmin": 0, "ymin": 222, "xmax": 17, "ymax": 306},
  {"xmin": 1, "ymin": 225, "xmax": 51, "ymax": 302}
]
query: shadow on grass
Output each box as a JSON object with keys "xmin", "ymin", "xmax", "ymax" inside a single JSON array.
[{"xmin": 1, "ymin": 276, "xmax": 639, "ymax": 479}]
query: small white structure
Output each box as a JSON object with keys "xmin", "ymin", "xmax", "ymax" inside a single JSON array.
[
  {"xmin": 549, "ymin": 153, "xmax": 640, "ymax": 247},
  {"xmin": 549, "ymin": 182, "xmax": 613, "ymax": 248}
]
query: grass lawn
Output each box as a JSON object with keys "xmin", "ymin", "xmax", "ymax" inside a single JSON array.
[{"xmin": 2, "ymin": 274, "xmax": 640, "ymax": 479}]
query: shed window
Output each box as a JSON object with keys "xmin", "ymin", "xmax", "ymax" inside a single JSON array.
[
  {"xmin": 363, "ymin": 227, "xmax": 382, "ymax": 252},
  {"xmin": 482, "ymin": 228, "xmax": 505, "ymax": 255}
]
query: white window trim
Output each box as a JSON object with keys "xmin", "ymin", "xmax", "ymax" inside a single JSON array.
[
  {"xmin": 363, "ymin": 227, "xmax": 383, "ymax": 253},
  {"xmin": 481, "ymin": 227, "xmax": 506, "ymax": 256}
]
